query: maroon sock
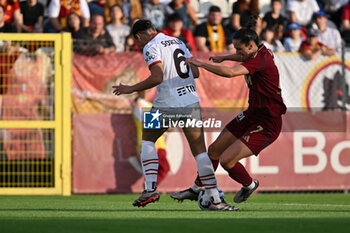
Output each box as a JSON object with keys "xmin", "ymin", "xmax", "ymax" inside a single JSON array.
[
  {"xmin": 194, "ymin": 159, "xmax": 220, "ymax": 187},
  {"xmin": 225, "ymin": 162, "xmax": 253, "ymax": 186},
  {"xmin": 210, "ymin": 159, "xmax": 219, "ymax": 171}
]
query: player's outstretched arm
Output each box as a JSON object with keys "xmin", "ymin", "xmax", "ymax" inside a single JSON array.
[
  {"xmin": 209, "ymin": 54, "xmax": 243, "ymax": 63},
  {"xmin": 187, "ymin": 58, "xmax": 249, "ymax": 78},
  {"xmin": 113, "ymin": 63, "xmax": 163, "ymax": 95}
]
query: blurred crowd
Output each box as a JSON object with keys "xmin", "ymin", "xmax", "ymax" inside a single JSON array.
[{"xmin": 1, "ymin": 0, "xmax": 350, "ymax": 58}]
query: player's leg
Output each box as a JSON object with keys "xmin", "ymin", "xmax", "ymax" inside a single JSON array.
[
  {"xmin": 182, "ymin": 125, "xmax": 238, "ymax": 211},
  {"xmin": 132, "ymin": 127, "xmax": 167, "ymax": 207},
  {"xmin": 194, "ymin": 128, "xmax": 239, "ymax": 186},
  {"xmin": 219, "ymin": 138, "xmax": 258, "ymax": 203},
  {"xmin": 156, "ymin": 148, "xmax": 169, "ymax": 185},
  {"xmin": 221, "ymin": 115, "xmax": 282, "ymax": 203},
  {"xmin": 170, "ymin": 126, "xmax": 242, "ymax": 202}
]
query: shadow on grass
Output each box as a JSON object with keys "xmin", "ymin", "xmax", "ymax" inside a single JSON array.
[{"xmin": 0, "ymin": 218, "xmax": 349, "ymax": 233}]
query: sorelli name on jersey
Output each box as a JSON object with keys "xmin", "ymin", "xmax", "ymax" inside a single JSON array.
[{"xmin": 162, "ymin": 118, "xmax": 221, "ymax": 128}]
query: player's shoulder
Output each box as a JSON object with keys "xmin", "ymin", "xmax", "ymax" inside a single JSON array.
[
  {"xmin": 143, "ymin": 38, "xmax": 159, "ymax": 54},
  {"xmin": 144, "ymin": 33, "xmax": 166, "ymax": 49},
  {"xmin": 255, "ymin": 44, "xmax": 271, "ymax": 58}
]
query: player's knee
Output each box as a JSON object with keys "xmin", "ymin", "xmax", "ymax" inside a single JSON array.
[
  {"xmin": 208, "ymin": 144, "xmax": 220, "ymax": 160},
  {"xmin": 141, "ymin": 140, "xmax": 156, "ymax": 158},
  {"xmin": 220, "ymin": 158, "xmax": 236, "ymax": 170}
]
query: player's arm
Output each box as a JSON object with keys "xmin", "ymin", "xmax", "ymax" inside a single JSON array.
[
  {"xmin": 321, "ymin": 46, "xmax": 336, "ymax": 56},
  {"xmin": 302, "ymin": 48, "xmax": 321, "ymax": 60},
  {"xmin": 195, "ymin": 37, "xmax": 210, "ymax": 52},
  {"xmin": 187, "ymin": 58, "xmax": 249, "ymax": 78},
  {"xmin": 113, "ymin": 63, "xmax": 163, "ymax": 95},
  {"xmin": 189, "ymin": 62, "xmax": 199, "ymax": 78},
  {"xmin": 209, "ymin": 53, "xmax": 243, "ymax": 63}
]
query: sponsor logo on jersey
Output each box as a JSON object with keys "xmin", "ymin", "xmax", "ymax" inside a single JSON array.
[
  {"xmin": 176, "ymin": 84, "xmax": 196, "ymax": 96},
  {"xmin": 243, "ymin": 136, "xmax": 250, "ymax": 142},
  {"xmin": 145, "ymin": 51, "xmax": 156, "ymax": 63}
]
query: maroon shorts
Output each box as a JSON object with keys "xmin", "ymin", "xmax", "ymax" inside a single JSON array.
[{"xmin": 225, "ymin": 110, "xmax": 282, "ymax": 155}]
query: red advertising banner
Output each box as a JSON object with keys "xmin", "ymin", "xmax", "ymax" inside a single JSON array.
[{"xmin": 73, "ymin": 113, "xmax": 350, "ymax": 193}]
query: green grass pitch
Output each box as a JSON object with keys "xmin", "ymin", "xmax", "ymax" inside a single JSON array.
[{"xmin": 0, "ymin": 193, "xmax": 349, "ymax": 233}]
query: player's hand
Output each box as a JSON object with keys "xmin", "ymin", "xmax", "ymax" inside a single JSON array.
[
  {"xmin": 209, "ymin": 56, "xmax": 224, "ymax": 63},
  {"xmin": 186, "ymin": 58, "xmax": 204, "ymax": 67},
  {"xmin": 112, "ymin": 84, "xmax": 134, "ymax": 95}
]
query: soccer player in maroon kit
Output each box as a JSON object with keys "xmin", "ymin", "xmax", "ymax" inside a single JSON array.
[{"xmin": 171, "ymin": 17, "xmax": 287, "ymax": 204}]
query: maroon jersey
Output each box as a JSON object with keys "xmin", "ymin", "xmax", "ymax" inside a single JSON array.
[{"xmin": 241, "ymin": 44, "xmax": 286, "ymax": 117}]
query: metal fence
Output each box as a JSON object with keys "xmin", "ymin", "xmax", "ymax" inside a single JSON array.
[{"xmin": 0, "ymin": 33, "xmax": 72, "ymax": 195}]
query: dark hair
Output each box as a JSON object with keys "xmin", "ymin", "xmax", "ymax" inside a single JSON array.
[
  {"xmin": 237, "ymin": 0, "xmax": 259, "ymax": 14},
  {"xmin": 261, "ymin": 26, "xmax": 277, "ymax": 44},
  {"xmin": 233, "ymin": 15, "xmax": 260, "ymax": 46},
  {"xmin": 0, "ymin": 5, "xmax": 5, "ymax": 13},
  {"xmin": 209, "ymin": 5, "xmax": 221, "ymax": 13},
  {"xmin": 271, "ymin": 0, "xmax": 282, "ymax": 4},
  {"xmin": 167, "ymin": 13, "xmax": 183, "ymax": 24},
  {"xmin": 110, "ymin": 4, "xmax": 123, "ymax": 15},
  {"xmin": 67, "ymin": 12, "xmax": 81, "ymax": 33},
  {"xmin": 131, "ymin": 19, "xmax": 154, "ymax": 37},
  {"xmin": 110, "ymin": 4, "xmax": 126, "ymax": 24},
  {"xmin": 91, "ymin": 14, "xmax": 104, "ymax": 21},
  {"xmin": 68, "ymin": 12, "xmax": 80, "ymax": 21}
]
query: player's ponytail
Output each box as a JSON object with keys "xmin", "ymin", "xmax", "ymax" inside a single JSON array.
[{"xmin": 233, "ymin": 14, "xmax": 260, "ymax": 46}]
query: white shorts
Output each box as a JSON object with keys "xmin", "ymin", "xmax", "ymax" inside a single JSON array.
[{"xmin": 150, "ymin": 102, "xmax": 202, "ymax": 127}]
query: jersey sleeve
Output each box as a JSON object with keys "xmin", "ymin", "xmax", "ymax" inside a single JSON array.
[
  {"xmin": 241, "ymin": 54, "xmax": 265, "ymax": 75},
  {"xmin": 48, "ymin": 0, "xmax": 60, "ymax": 18},
  {"xmin": 232, "ymin": 2, "xmax": 241, "ymax": 14},
  {"xmin": 143, "ymin": 44, "xmax": 161, "ymax": 69},
  {"xmin": 193, "ymin": 23, "xmax": 207, "ymax": 37},
  {"xmin": 79, "ymin": 0, "xmax": 91, "ymax": 19},
  {"xmin": 342, "ymin": 5, "xmax": 350, "ymax": 20},
  {"xmin": 286, "ymin": 0, "xmax": 295, "ymax": 12},
  {"xmin": 299, "ymin": 41, "xmax": 310, "ymax": 53},
  {"xmin": 311, "ymin": 0, "xmax": 320, "ymax": 12},
  {"xmin": 13, "ymin": 0, "xmax": 20, "ymax": 11}
]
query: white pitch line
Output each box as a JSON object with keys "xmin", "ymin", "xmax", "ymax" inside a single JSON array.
[{"xmin": 254, "ymin": 202, "xmax": 350, "ymax": 208}]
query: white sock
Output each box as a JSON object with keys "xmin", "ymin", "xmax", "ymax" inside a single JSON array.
[
  {"xmin": 141, "ymin": 140, "xmax": 158, "ymax": 191},
  {"xmin": 190, "ymin": 183, "xmax": 202, "ymax": 192},
  {"xmin": 245, "ymin": 180, "xmax": 255, "ymax": 190},
  {"xmin": 195, "ymin": 152, "xmax": 221, "ymax": 203}
]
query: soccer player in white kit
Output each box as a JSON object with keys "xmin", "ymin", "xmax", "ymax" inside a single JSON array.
[{"xmin": 113, "ymin": 20, "xmax": 237, "ymax": 211}]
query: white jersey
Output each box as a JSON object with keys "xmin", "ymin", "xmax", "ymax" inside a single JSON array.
[{"xmin": 143, "ymin": 33, "xmax": 200, "ymax": 108}]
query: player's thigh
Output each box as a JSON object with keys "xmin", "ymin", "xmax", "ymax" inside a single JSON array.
[
  {"xmin": 208, "ymin": 128, "xmax": 239, "ymax": 160},
  {"xmin": 182, "ymin": 126, "xmax": 206, "ymax": 156},
  {"xmin": 142, "ymin": 128, "xmax": 168, "ymax": 142},
  {"xmin": 220, "ymin": 118, "xmax": 281, "ymax": 169}
]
